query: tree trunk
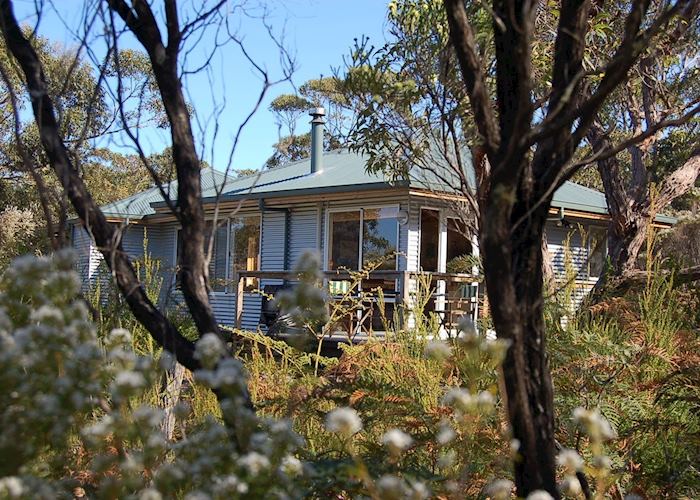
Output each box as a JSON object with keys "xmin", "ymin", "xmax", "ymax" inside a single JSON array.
[
  {"xmin": 481, "ymin": 198, "xmax": 558, "ymax": 497},
  {"xmin": 606, "ymin": 212, "xmax": 648, "ymax": 276},
  {"xmin": 161, "ymin": 362, "xmax": 187, "ymax": 440},
  {"xmin": 589, "ymin": 120, "xmax": 700, "ymax": 288},
  {"xmin": 0, "ymin": 0, "xmax": 254, "ymax": 450}
]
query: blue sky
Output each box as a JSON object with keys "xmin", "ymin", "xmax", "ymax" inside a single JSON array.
[{"xmin": 15, "ymin": 0, "xmax": 390, "ymax": 172}]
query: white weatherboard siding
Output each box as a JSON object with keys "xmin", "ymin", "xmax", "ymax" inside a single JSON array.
[
  {"xmin": 72, "ymin": 226, "xmax": 94, "ymax": 288},
  {"xmin": 71, "ymin": 196, "xmax": 606, "ymax": 333},
  {"xmin": 546, "ymin": 222, "xmax": 601, "ymax": 312},
  {"xmin": 73, "ymin": 223, "xmax": 147, "ymax": 294},
  {"xmin": 146, "ymin": 219, "xmax": 262, "ymax": 330},
  {"xmin": 288, "ymin": 204, "xmax": 319, "ymax": 267},
  {"xmin": 546, "ymin": 224, "xmax": 591, "ymax": 279},
  {"xmin": 147, "ymin": 222, "xmax": 178, "ymax": 305}
]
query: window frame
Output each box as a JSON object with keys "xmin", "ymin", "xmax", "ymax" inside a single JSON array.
[
  {"xmin": 229, "ymin": 215, "xmax": 262, "ymax": 293},
  {"xmin": 324, "ymin": 205, "xmax": 400, "ymax": 272},
  {"xmin": 174, "ymin": 214, "xmax": 262, "ymax": 295}
]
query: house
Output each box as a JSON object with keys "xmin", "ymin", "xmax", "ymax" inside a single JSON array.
[{"xmin": 71, "ymin": 108, "xmax": 674, "ymax": 335}]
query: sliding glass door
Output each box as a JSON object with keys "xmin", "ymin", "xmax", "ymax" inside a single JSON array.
[{"xmin": 327, "ymin": 207, "xmax": 398, "ymax": 271}]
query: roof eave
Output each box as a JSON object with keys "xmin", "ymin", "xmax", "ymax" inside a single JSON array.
[{"xmin": 149, "ymin": 180, "xmax": 409, "ymax": 209}]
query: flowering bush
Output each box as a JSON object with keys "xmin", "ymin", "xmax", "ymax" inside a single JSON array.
[
  {"xmin": 1, "ymin": 250, "xmax": 681, "ymax": 498},
  {"xmin": 0, "ymin": 252, "xmax": 304, "ymax": 499}
]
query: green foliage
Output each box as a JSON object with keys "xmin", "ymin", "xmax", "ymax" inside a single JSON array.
[
  {"xmin": 551, "ymin": 270, "xmax": 700, "ymax": 497},
  {"xmin": 0, "ymin": 30, "xmax": 174, "ymax": 271},
  {"xmin": 6, "ymin": 247, "xmax": 692, "ymax": 497},
  {"xmin": 265, "ymin": 76, "xmax": 352, "ymax": 168}
]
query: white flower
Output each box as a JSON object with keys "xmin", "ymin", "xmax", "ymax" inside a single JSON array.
[
  {"xmin": 436, "ymin": 423, "xmax": 456, "ymax": 445},
  {"xmin": 133, "ymin": 405, "xmax": 163, "ymax": 427},
  {"xmin": 325, "ymin": 407, "xmax": 362, "ymax": 436},
  {"xmin": 377, "ymin": 475, "xmax": 406, "ymax": 499},
  {"xmin": 510, "ymin": 439, "xmax": 521, "ymax": 457},
  {"xmin": 483, "ymin": 338, "xmax": 512, "ymax": 363},
  {"xmin": 238, "ymin": 451, "xmax": 270, "ymax": 476},
  {"xmin": 280, "ymin": 455, "xmax": 303, "ymax": 476},
  {"xmin": 194, "ymin": 333, "xmax": 225, "ymax": 368},
  {"xmin": 211, "ymin": 359, "xmax": 244, "ymax": 390},
  {"xmin": 476, "ymin": 390, "xmax": 496, "ymax": 412},
  {"xmin": 30, "ymin": 305, "xmax": 64, "ymax": 324},
  {"xmin": 408, "ymin": 480, "xmax": 430, "ymax": 499},
  {"xmin": 83, "ymin": 414, "xmax": 115, "ymax": 440},
  {"xmin": 0, "ymin": 477, "xmax": 24, "ymax": 498},
  {"xmin": 213, "ymin": 474, "xmax": 249, "ymax": 495},
  {"xmin": 108, "ymin": 328, "xmax": 132, "ymax": 347},
  {"xmin": 138, "ymin": 488, "xmax": 163, "ymax": 500},
  {"xmin": 443, "ymin": 387, "xmax": 474, "ymax": 413},
  {"xmin": 112, "ymin": 370, "xmax": 146, "ymax": 394},
  {"xmin": 382, "ymin": 428, "xmax": 413, "ymax": 455},
  {"xmin": 184, "ymin": 492, "xmax": 211, "ymax": 500},
  {"xmin": 557, "ymin": 448, "xmax": 583, "ymax": 472},
  {"xmin": 572, "ymin": 407, "xmax": 616, "ymax": 441},
  {"xmin": 484, "ymin": 479, "xmax": 514, "ymax": 500},
  {"xmin": 559, "ymin": 475, "xmax": 582, "ymax": 496},
  {"xmin": 527, "ymin": 490, "xmax": 554, "ymax": 500},
  {"xmin": 424, "ymin": 340, "xmax": 452, "ymax": 361}
]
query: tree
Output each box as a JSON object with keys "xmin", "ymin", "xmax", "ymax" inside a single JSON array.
[
  {"xmin": 0, "ymin": 0, "xmax": 292, "ymax": 449},
  {"xmin": 439, "ymin": 0, "xmax": 700, "ymax": 496},
  {"xmin": 0, "ymin": 30, "xmax": 166, "ymax": 263},
  {"xmin": 265, "ymin": 77, "xmax": 350, "ymax": 168},
  {"xmin": 583, "ymin": 5, "xmax": 700, "ymax": 280}
]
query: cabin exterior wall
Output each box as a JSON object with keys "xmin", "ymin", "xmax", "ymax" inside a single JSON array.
[{"xmin": 71, "ymin": 192, "xmax": 606, "ymax": 332}]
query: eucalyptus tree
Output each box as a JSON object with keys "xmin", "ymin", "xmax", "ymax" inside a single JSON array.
[
  {"xmin": 344, "ymin": 0, "xmax": 700, "ymax": 496},
  {"xmin": 0, "ymin": 0, "xmax": 292, "ymax": 449},
  {"xmin": 440, "ymin": 0, "xmax": 700, "ymax": 496},
  {"xmin": 0, "ymin": 30, "xmax": 170, "ymax": 263},
  {"xmin": 266, "ymin": 77, "xmax": 350, "ymax": 168},
  {"xmin": 584, "ymin": 1, "xmax": 700, "ymax": 281}
]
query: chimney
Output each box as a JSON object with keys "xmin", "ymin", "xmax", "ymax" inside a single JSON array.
[{"xmin": 309, "ymin": 107, "xmax": 325, "ymax": 173}]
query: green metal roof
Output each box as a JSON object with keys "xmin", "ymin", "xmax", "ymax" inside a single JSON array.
[
  {"xmin": 99, "ymin": 150, "xmax": 675, "ymax": 225},
  {"xmin": 100, "ymin": 167, "xmax": 228, "ymax": 219}
]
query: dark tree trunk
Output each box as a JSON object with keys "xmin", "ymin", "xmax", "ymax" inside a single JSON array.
[
  {"xmin": 481, "ymin": 194, "xmax": 558, "ymax": 496},
  {"xmin": 606, "ymin": 213, "xmax": 648, "ymax": 276},
  {"xmin": 0, "ymin": 0, "xmax": 254, "ymax": 449},
  {"xmin": 106, "ymin": 0, "xmax": 221, "ymax": 340}
]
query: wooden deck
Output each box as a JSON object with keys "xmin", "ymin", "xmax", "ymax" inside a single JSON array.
[{"xmin": 231, "ymin": 269, "xmax": 480, "ymax": 337}]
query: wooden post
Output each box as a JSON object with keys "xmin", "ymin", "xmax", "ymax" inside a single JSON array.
[
  {"xmin": 234, "ymin": 272, "xmax": 243, "ymax": 329},
  {"xmin": 400, "ymin": 271, "xmax": 410, "ymax": 328}
]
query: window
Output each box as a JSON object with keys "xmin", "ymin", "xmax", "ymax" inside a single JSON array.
[
  {"xmin": 588, "ymin": 228, "xmax": 606, "ymax": 278},
  {"xmin": 176, "ymin": 216, "xmax": 260, "ymax": 293},
  {"xmin": 327, "ymin": 207, "xmax": 398, "ymax": 271},
  {"xmin": 446, "ymin": 217, "xmax": 473, "ymax": 272},
  {"xmin": 210, "ymin": 223, "xmax": 230, "ymax": 292},
  {"xmin": 232, "ymin": 217, "xmax": 261, "ymax": 291},
  {"xmin": 420, "ymin": 209, "xmax": 440, "ymax": 272},
  {"xmin": 328, "ymin": 210, "xmax": 360, "ymax": 270},
  {"xmin": 363, "ymin": 207, "xmax": 398, "ymax": 270}
]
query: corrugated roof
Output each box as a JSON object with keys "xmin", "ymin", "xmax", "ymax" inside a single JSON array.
[
  {"xmin": 100, "ymin": 167, "xmax": 229, "ymax": 219},
  {"xmin": 99, "ymin": 150, "xmax": 675, "ymax": 224}
]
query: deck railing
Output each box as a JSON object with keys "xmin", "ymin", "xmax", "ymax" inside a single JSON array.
[{"xmin": 231, "ymin": 269, "xmax": 480, "ymax": 334}]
